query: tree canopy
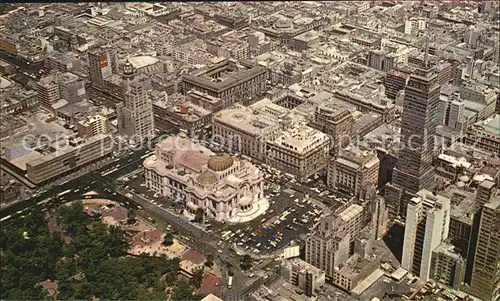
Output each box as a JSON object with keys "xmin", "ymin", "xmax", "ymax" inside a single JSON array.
[{"xmin": 0, "ymin": 202, "xmax": 204, "ymax": 300}]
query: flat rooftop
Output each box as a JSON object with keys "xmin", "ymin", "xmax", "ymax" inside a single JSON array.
[
  {"xmin": 213, "ymin": 105, "xmax": 279, "ymax": 136},
  {"xmin": 271, "ymin": 124, "xmax": 329, "ymax": 155},
  {"xmin": 339, "ymin": 204, "xmax": 363, "ymax": 222}
]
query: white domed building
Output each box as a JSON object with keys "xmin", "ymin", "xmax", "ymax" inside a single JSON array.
[{"xmin": 143, "ymin": 135, "xmax": 268, "ymax": 223}]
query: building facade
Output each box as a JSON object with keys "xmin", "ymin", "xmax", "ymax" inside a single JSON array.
[
  {"xmin": 401, "ymin": 190, "xmax": 451, "ymax": 282},
  {"xmin": 266, "ymin": 124, "xmax": 330, "ymax": 182},
  {"xmin": 385, "ymin": 64, "xmax": 441, "ymax": 219},
  {"xmin": 281, "ymin": 258, "xmax": 326, "ymax": 297},
  {"xmin": 328, "ymin": 147, "xmax": 379, "ymax": 197},
  {"xmin": 26, "ymin": 134, "xmax": 113, "ymax": 185},
  {"xmin": 463, "ymin": 197, "xmax": 500, "ymax": 301},
  {"xmin": 116, "ymin": 61, "xmax": 155, "ymax": 143},
  {"xmin": 182, "ymin": 58, "xmax": 267, "ymax": 108},
  {"xmin": 88, "ymin": 47, "xmax": 117, "ymax": 90},
  {"xmin": 77, "ymin": 114, "xmax": 109, "ymax": 138},
  {"xmin": 143, "ymin": 135, "xmax": 265, "ymax": 223}
]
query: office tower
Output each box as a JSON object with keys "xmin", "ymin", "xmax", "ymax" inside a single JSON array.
[
  {"xmin": 402, "ymin": 190, "xmax": 450, "ymax": 282},
  {"xmin": 77, "ymin": 114, "xmax": 109, "ymax": 138},
  {"xmin": 116, "ymin": 61, "xmax": 155, "ymax": 143},
  {"xmin": 474, "ymin": 180, "xmax": 496, "ymax": 212},
  {"xmin": 57, "ymin": 72, "xmax": 86, "ymax": 104},
  {"xmin": 305, "ymin": 215, "xmax": 351, "ymax": 281},
  {"xmin": 36, "ymin": 75, "xmax": 60, "ymax": 109},
  {"xmin": 463, "ymin": 197, "xmax": 500, "ymax": 301},
  {"xmin": 88, "ymin": 47, "xmax": 116, "ymax": 90},
  {"xmin": 385, "ymin": 60, "xmax": 441, "ymax": 219}
]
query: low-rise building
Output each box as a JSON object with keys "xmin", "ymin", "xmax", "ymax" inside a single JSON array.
[
  {"xmin": 281, "ymin": 258, "xmax": 326, "ymax": 297},
  {"xmin": 464, "ymin": 114, "xmax": 499, "ymax": 154},
  {"xmin": 25, "ymin": 134, "xmax": 113, "ymax": 185}
]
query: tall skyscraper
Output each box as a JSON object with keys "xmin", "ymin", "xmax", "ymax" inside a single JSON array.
[
  {"xmin": 463, "ymin": 196, "xmax": 500, "ymax": 301},
  {"xmin": 385, "ymin": 60, "xmax": 441, "ymax": 219},
  {"xmin": 402, "ymin": 189, "xmax": 450, "ymax": 282},
  {"xmin": 88, "ymin": 47, "xmax": 116, "ymax": 90},
  {"xmin": 116, "ymin": 61, "xmax": 155, "ymax": 144}
]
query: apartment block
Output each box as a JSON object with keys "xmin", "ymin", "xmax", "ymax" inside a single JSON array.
[
  {"xmin": 327, "ymin": 147, "xmax": 379, "ymax": 197},
  {"xmin": 430, "ymin": 243, "xmax": 466, "ymax": 290},
  {"xmin": 402, "ymin": 190, "xmax": 451, "ymax": 282},
  {"xmin": 281, "ymin": 258, "xmax": 326, "ymax": 297},
  {"xmin": 77, "ymin": 115, "xmax": 109, "ymax": 138}
]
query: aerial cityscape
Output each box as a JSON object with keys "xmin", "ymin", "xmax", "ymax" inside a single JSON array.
[{"xmin": 0, "ymin": 1, "xmax": 499, "ymax": 301}]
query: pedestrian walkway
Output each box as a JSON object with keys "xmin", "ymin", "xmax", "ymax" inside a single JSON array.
[{"xmin": 228, "ymin": 198, "xmax": 270, "ymax": 224}]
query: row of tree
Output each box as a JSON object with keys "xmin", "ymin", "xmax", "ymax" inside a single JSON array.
[{"xmin": 0, "ymin": 202, "xmax": 205, "ymax": 300}]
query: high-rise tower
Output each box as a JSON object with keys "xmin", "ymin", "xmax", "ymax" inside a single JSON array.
[
  {"xmin": 88, "ymin": 47, "xmax": 117, "ymax": 90},
  {"xmin": 385, "ymin": 60, "xmax": 441, "ymax": 219},
  {"xmin": 463, "ymin": 196, "xmax": 500, "ymax": 301},
  {"xmin": 116, "ymin": 60, "xmax": 155, "ymax": 144}
]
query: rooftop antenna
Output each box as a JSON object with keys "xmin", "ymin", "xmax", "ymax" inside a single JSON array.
[{"xmin": 424, "ymin": 33, "xmax": 429, "ymax": 69}]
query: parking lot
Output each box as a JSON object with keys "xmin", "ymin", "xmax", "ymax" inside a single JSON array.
[{"xmin": 211, "ymin": 182, "xmax": 333, "ymax": 257}]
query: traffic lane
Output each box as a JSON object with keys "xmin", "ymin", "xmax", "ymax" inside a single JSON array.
[
  {"xmin": 0, "ymin": 147, "xmax": 153, "ymax": 218},
  {"xmin": 232, "ymin": 192, "xmax": 323, "ymax": 254}
]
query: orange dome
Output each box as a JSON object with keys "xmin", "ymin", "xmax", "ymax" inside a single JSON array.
[
  {"xmin": 197, "ymin": 170, "xmax": 217, "ymax": 186},
  {"xmin": 207, "ymin": 153, "xmax": 234, "ymax": 172}
]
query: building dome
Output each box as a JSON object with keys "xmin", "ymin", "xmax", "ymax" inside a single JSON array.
[
  {"xmin": 207, "ymin": 153, "xmax": 234, "ymax": 172},
  {"xmin": 122, "ymin": 59, "xmax": 136, "ymax": 79},
  {"xmin": 197, "ymin": 170, "xmax": 218, "ymax": 186}
]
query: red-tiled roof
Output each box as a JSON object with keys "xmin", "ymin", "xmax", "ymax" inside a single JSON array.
[
  {"xmin": 178, "ymin": 151, "xmax": 210, "ymax": 172},
  {"xmin": 101, "ymin": 206, "xmax": 128, "ymax": 222},
  {"xmin": 201, "ymin": 274, "xmax": 222, "ymax": 296},
  {"xmin": 181, "ymin": 248, "xmax": 206, "ymax": 265},
  {"xmin": 131, "ymin": 229, "xmax": 164, "ymax": 248}
]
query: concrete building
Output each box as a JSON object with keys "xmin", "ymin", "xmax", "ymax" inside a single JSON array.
[
  {"xmin": 327, "ymin": 147, "xmax": 379, "ymax": 197},
  {"xmin": 281, "ymin": 258, "xmax": 326, "ymax": 297},
  {"xmin": 384, "ymin": 70, "xmax": 409, "ymax": 100},
  {"xmin": 430, "ymin": 243, "xmax": 466, "ymax": 290},
  {"xmin": 77, "ymin": 114, "xmax": 109, "ymax": 138},
  {"xmin": 310, "ymin": 102, "xmax": 353, "ymax": 153},
  {"xmin": 266, "ymin": 124, "xmax": 330, "ymax": 182},
  {"xmin": 401, "ymin": 190, "xmax": 451, "ymax": 282},
  {"xmin": 25, "ymin": 134, "xmax": 113, "ymax": 185},
  {"xmin": 385, "ymin": 64, "xmax": 441, "ymax": 219},
  {"xmin": 128, "ymin": 55, "xmax": 163, "ymax": 75},
  {"xmin": 182, "ymin": 58, "xmax": 267, "ymax": 108},
  {"xmin": 212, "ymin": 104, "xmax": 281, "ymax": 161},
  {"xmin": 332, "ymin": 253, "xmax": 379, "ymax": 292},
  {"xmin": 474, "ymin": 179, "xmax": 497, "ymax": 213},
  {"xmin": 36, "ymin": 76, "xmax": 60, "ymax": 110},
  {"xmin": 463, "ymin": 196, "xmax": 500, "ymax": 301},
  {"xmin": 143, "ymin": 135, "xmax": 266, "ymax": 223},
  {"xmin": 305, "ymin": 203, "xmax": 366, "ymax": 284},
  {"xmin": 305, "ymin": 215, "xmax": 351, "ymax": 282},
  {"xmin": 464, "ymin": 114, "xmax": 500, "ymax": 154},
  {"xmin": 57, "ymin": 72, "xmax": 86, "ymax": 104},
  {"xmin": 152, "ymin": 93, "xmax": 212, "ymax": 134},
  {"xmin": 404, "ymin": 18, "xmax": 426, "ymax": 37},
  {"xmin": 88, "ymin": 47, "xmax": 117, "ymax": 90},
  {"xmin": 289, "ymin": 30, "xmax": 319, "ymax": 52},
  {"xmin": 116, "ymin": 61, "xmax": 155, "ymax": 144}
]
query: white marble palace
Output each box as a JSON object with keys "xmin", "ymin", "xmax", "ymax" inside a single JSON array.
[{"xmin": 143, "ymin": 135, "xmax": 268, "ymax": 223}]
